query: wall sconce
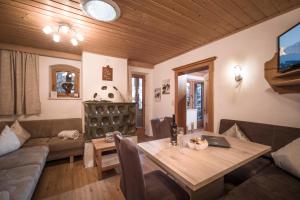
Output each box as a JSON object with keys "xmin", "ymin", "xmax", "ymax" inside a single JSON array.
[{"xmin": 234, "ymin": 65, "xmax": 243, "ymax": 82}]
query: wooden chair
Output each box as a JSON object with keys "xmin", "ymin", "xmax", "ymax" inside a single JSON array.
[{"xmin": 113, "ymin": 133, "xmax": 189, "ymax": 200}]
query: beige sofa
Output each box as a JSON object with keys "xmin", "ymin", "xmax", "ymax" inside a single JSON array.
[
  {"xmin": 0, "ymin": 118, "xmax": 84, "ymax": 200},
  {"xmin": 0, "ymin": 146, "xmax": 49, "ymax": 200},
  {"xmin": 0, "ymin": 118, "xmax": 84, "ymax": 161}
]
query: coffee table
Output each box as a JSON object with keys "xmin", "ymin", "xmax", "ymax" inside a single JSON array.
[{"xmin": 92, "ymin": 136, "xmax": 137, "ymax": 180}]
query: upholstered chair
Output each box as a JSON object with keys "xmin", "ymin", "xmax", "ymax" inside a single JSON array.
[{"xmin": 114, "ymin": 133, "xmax": 189, "ymax": 200}]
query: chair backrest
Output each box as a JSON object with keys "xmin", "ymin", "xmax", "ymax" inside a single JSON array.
[
  {"xmin": 160, "ymin": 117, "xmax": 172, "ymax": 138},
  {"xmin": 113, "ymin": 133, "xmax": 126, "ymax": 197},
  {"xmin": 151, "ymin": 117, "xmax": 173, "ymax": 139},
  {"xmin": 117, "ymin": 136, "xmax": 146, "ymax": 200},
  {"xmin": 151, "ymin": 118, "xmax": 160, "ymax": 138}
]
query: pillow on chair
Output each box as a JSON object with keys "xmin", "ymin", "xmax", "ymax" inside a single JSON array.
[
  {"xmin": 223, "ymin": 123, "xmax": 249, "ymax": 141},
  {"xmin": 0, "ymin": 126, "xmax": 21, "ymax": 156}
]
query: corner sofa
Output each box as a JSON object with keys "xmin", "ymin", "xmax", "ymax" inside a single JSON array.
[
  {"xmin": 219, "ymin": 119, "xmax": 300, "ymax": 200},
  {"xmin": 0, "ymin": 118, "xmax": 84, "ymax": 200},
  {"xmin": 0, "ymin": 118, "xmax": 84, "ymax": 161},
  {"xmin": 0, "ymin": 146, "xmax": 49, "ymax": 200}
]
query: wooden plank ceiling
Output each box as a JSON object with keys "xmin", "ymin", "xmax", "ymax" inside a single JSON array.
[{"xmin": 0, "ymin": 0, "xmax": 299, "ymax": 65}]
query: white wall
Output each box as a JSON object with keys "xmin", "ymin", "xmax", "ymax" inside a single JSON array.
[
  {"xmin": 82, "ymin": 52, "xmax": 128, "ymax": 101},
  {"xmin": 0, "ymin": 56, "xmax": 82, "ymax": 121},
  {"xmin": 153, "ymin": 8, "xmax": 300, "ymax": 131},
  {"xmin": 186, "ymin": 75, "xmax": 205, "ymax": 81},
  {"xmin": 129, "ymin": 66, "xmax": 154, "ymax": 136}
]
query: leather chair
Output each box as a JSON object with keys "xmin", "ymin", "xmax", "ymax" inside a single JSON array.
[
  {"xmin": 113, "ymin": 134, "xmax": 189, "ymax": 200},
  {"xmin": 151, "ymin": 117, "xmax": 173, "ymax": 139},
  {"xmin": 114, "ymin": 132, "xmax": 126, "ymax": 197}
]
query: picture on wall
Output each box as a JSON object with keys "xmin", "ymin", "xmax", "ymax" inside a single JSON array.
[
  {"xmin": 102, "ymin": 65, "xmax": 113, "ymax": 81},
  {"xmin": 162, "ymin": 79, "xmax": 170, "ymax": 94},
  {"xmin": 154, "ymin": 88, "xmax": 161, "ymax": 102}
]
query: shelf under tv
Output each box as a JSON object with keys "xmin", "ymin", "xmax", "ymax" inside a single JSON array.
[
  {"xmin": 264, "ymin": 53, "xmax": 300, "ymax": 94},
  {"xmin": 271, "ymin": 78, "xmax": 300, "ymax": 86},
  {"xmin": 274, "ymin": 68, "xmax": 300, "ymax": 78}
]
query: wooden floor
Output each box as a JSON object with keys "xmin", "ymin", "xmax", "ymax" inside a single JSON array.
[{"xmin": 33, "ymin": 153, "xmax": 160, "ymax": 200}]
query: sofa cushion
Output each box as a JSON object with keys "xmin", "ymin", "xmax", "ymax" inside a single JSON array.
[
  {"xmin": 0, "ymin": 125, "xmax": 21, "ymax": 157},
  {"xmin": 0, "ymin": 164, "xmax": 41, "ymax": 185},
  {"xmin": 272, "ymin": 137, "xmax": 300, "ymax": 178},
  {"xmin": 222, "ymin": 165, "xmax": 300, "ymax": 200},
  {"xmin": 10, "ymin": 120, "xmax": 31, "ymax": 146},
  {"xmin": 0, "ymin": 165, "xmax": 41, "ymax": 200},
  {"xmin": 23, "ymin": 137, "xmax": 50, "ymax": 147},
  {"xmin": 0, "ymin": 118, "xmax": 82, "ymax": 139},
  {"xmin": 225, "ymin": 157, "xmax": 272, "ymax": 185},
  {"xmin": 48, "ymin": 134, "xmax": 84, "ymax": 152},
  {"xmin": 219, "ymin": 119, "xmax": 300, "ymax": 156},
  {"xmin": 222, "ymin": 123, "xmax": 249, "ymax": 142},
  {"xmin": 0, "ymin": 146, "xmax": 49, "ymax": 170},
  {"xmin": 20, "ymin": 118, "xmax": 83, "ymax": 138}
]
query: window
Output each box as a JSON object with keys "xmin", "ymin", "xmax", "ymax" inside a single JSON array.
[{"xmin": 50, "ymin": 65, "xmax": 80, "ymax": 98}]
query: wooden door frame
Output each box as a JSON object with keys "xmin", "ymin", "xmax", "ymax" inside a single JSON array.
[
  {"xmin": 173, "ymin": 57, "xmax": 216, "ymax": 132},
  {"xmin": 132, "ymin": 74, "xmax": 146, "ymax": 131}
]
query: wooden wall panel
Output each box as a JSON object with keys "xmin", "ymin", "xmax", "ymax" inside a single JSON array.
[{"xmin": 0, "ymin": 0, "xmax": 299, "ymax": 64}]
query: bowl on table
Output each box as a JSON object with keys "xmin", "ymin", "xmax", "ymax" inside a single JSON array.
[{"xmin": 188, "ymin": 137, "xmax": 208, "ymax": 150}]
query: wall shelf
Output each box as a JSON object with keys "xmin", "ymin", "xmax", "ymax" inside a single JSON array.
[
  {"xmin": 264, "ymin": 53, "xmax": 300, "ymax": 94},
  {"xmin": 274, "ymin": 68, "xmax": 300, "ymax": 78},
  {"xmin": 271, "ymin": 78, "xmax": 300, "ymax": 87}
]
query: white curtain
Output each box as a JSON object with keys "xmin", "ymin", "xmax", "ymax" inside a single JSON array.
[{"xmin": 0, "ymin": 50, "xmax": 41, "ymax": 116}]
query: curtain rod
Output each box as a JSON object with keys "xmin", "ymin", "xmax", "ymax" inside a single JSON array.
[{"xmin": 0, "ymin": 43, "xmax": 82, "ymax": 61}]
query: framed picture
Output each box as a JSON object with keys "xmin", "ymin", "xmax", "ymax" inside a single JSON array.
[
  {"xmin": 154, "ymin": 88, "xmax": 161, "ymax": 102},
  {"xmin": 102, "ymin": 65, "xmax": 113, "ymax": 81},
  {"xmin": 162, "ymin": 79, "xmax": 170, "ymax": 94}
]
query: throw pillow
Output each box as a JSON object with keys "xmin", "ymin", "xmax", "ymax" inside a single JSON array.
[
  {"xmin": 223, "ymin": 123, "xmax": 250, "ymax": 141},
  {"xmin": 272, "ymin": 137, "xmax": 300, "ymax": 178},
  {"xmin": 10, "ymin": 120, "xmax": 31, "ymax": 145},
  {"xmin": 0, "ymin": 126, "xmax": 21, "ymax": 156}
]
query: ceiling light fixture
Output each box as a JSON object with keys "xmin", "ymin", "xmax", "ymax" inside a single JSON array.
[
  {"xmin": 71, "ymin": 38, "xmax": 79, "ymax": 46},
  {"xmin": 80, "ymin": 0, "xmax": 121, "ymax": 22},
  {"xmin": 42, "ymin": 23, "xmax": 84, "ymax": 46},
  {"xmin": 43, "ymin": 25, "xmax": 53, "ymax": 34},
  {"xmin": 59, "ymin": 24, "xmax": 70, "ymax": 34},
  {"xmin": 76, "ymin": 33, "xmax": 84, "ymax": 41},
  {"xmin": 53, "ymin": 33, "xmax": 61, "ymax": 43},
  {"xmin": 234, "ymin": 65, "xmax": 243, "ymax": 82}
]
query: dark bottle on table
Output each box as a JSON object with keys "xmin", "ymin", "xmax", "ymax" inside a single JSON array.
[{"xmin": 170, "ymin": 114, "xmax": 178, "ymax": 146}]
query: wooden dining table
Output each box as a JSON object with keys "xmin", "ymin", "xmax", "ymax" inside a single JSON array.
[{"xmin": 138, "ymin": 131, "xmax": 271, "ymax": 200}]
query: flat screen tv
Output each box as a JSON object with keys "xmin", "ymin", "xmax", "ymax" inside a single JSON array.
[{"xmin": 278, "ymin": 23, "xmax": 300, "ymax": 73}]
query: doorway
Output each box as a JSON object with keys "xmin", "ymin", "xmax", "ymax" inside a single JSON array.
[
  {"xmin": 173, "ymin": 57, "xmax": 215, "ymax": 133},
  {"xmin": 186, "ymin": 73, "xmax": 207, "ymax": 131},
  {"xmin": 131, "ymin": 74, "xmax": 145, "ymax": 136}
]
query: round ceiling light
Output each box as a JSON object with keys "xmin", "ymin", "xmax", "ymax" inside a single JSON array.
[{"xmin": 81, "ymin": 0, "xmax": 121, "ymax": 22}]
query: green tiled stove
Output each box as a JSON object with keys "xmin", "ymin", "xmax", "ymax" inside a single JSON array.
[{"xmin": 83, "ymin": 101, "xmax": 137, "ymax": 141}]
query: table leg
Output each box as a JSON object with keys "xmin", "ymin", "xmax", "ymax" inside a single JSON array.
[{"xmin": 94, "ymin": 149, "xmax": 103, "ymax": 180}]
